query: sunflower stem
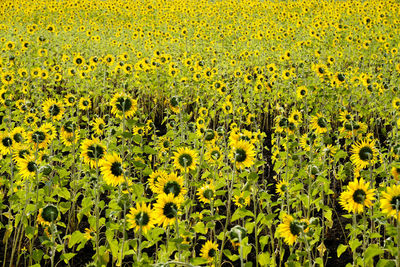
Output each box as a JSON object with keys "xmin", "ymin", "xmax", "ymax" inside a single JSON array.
[
  {"xmin": 397, "ymin": 201, "xmax": 400, "ymax": 267},
  {"xmin": 352, "ymin": 213, "xmax": 357, "ymax": 267},
  {"xmin": 137, "ymin": 226, "xmax": 142, "ymax": 263},
  {"xmin": 175, "ymin": 214, "xmax": 181, "ymax": 261}
]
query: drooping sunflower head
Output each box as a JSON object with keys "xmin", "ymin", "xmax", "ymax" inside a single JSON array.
[
  {"xmin": 172, "ymin": 147, "xmax": 198, "ymax": 172},
  {"xmin": 126, "ymin": 202, "xmax": 155, "ymax": 233},
  {"xmin": 339, "ymin": 178, "xmax": 376, "ymax": 214},
  {"xmin": 381, "ymin": 184, "xmax": 400, "ymax": 220},
  {"xmin": 230, "ymin": 140, "xmax": 256, "ymax": 169},
  {"xmin": 99, "ymin": 153, "xmax": 124, "ymax": 186},
  {"xmin": 81, "ymin": 138, "xmax": 106, "ymax": 168},
  {"xmin": 110, "ymin": 92, "xmax": 137, "ymax": 119},
  {"xmin": 350, "ymin": 138, "xmax": 379, "ymax": 170},
  {"xmin": 200, "ymin": 240, "xmax": 218, "ymax": 263}
]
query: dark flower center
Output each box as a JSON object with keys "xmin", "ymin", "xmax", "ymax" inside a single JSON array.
[
  {"xmin": 163, "ymin": 181, "xmax": 181, "ymax": 197},
  {"xmin": 359, "ymin": 146, "xmax": 373, "ymax": 161},
  {"xmin": 68, "ymin": 97, "xmax": 75, "ymax": 103},
  {"xmin": 49, "ymin": 104, "xmax": 60, "ymax": 116},
  {"xmin": 19, "ymin": 149, "xmax": 30, "ymax": 159},
  {"xmin": 300, "ymin": 89, "xmax": 306, "ymax": 95},
  {"xmin": 353, "ymin": 189, "xmax": 366, "ymax": 204},
  {"xmin": 208, "ymin": 248, "xmax": 216, "ymax": 258},
  {"xmin": 42, "ymin": 205, "xmax": 58, "ymax": 222},
  {"xmin": 317, "ymin": 117, "xmax": 327, "ymax": 128},
  {"xmin": 235, "ymin": 148, "xmax": 247, "ymax": 162},
  {"xmin": 163, "ymin": 202, "xmax": 178, "ymax": 218},
  {"xmin": 116, "ymin": 97, "xmax": 132, "ymax": 112},
  {"xmin": 203, "ymin": 189, "xmax": 214, "ymax": 200},
  {"xmin": 178, "ymin": 153, "xmax": 193, "ymax": 168},
  {"xmin": 32, "ymin": 131, "xmax": 46, "ymax": 144},
  {"xmin": 64, "ymin": 121, "xmax": 75, "ymax": 133},
  {"xmin": 83, "ymin": 100, "xmax": 89, "ymax": 106},
  {"xmin": 391, "ymin": 196, "xmax": 400, "ymax": 210},
  {"xmin": 135, "ymin": 211, "xmax": 150, "ymax": 226},
  {"xmin": 279, "ymin": 117, "xmax": 288, "ymax": 127},
  {"xmin": 210, "ymin": 150, "xmax": 220, "ymax": 160},
  {"xmin": 87, "ymin": 144, "xmax": 104, "ymax": 159},
  {"xmin": 337, "ymin": 73, "xmax": 345, "ymax": 82},
  {"xmin": 2, "ymin": 137, "xmax": 12, "ymax": 147},
  {"xmin": 290, "ymin": 221, "xmax": 302, "ymax": 236},
  {"xmin": 110, "ymin": 162, "xmax": 123, "ymax": 176},
  {"xmin": 27, "ymin": 161, "xmax": 37, "ymax": 172},
  {"xmin": 204, "ymin": 130, "xmax": 215, "ymax": 141}
]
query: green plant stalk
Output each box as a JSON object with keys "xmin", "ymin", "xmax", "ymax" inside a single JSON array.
[
  {"xmin": 239, "ymin": 234, "xmax": 244, "ymax": 267},
  {"xmin": 50, "ymin": 223, "xmax": 57, "ymax": 267},
  {"xmin": 352, "ymin": 213, "xmax": 357, "ymax": 267},
  {"xmin": 397, "ymin": 202, "xmax": 400, "ymax": 267},
  {"xmin": 175, "ymin": 214, "xmax": 181, "ymax": 262},
  {"xmin": 95, "ymin": 160, "xmax": 101, "ymax": 265},
  {"xmin": 252, "ymin": 184, "xmax": 259, "ymax": 267},
  {"xmin": 137, "ymin": 227, "xmax": 142, "ymax": 263},
  {"xmin": 218, "ymin": 166, "xmax": 236, "ymax": 264}
]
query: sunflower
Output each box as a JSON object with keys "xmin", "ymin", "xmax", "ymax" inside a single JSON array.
[
  {"xmin": 0, "ymin": 131, "xmax": 14, "ymax": 155},
  {"xmin": 381, "ymin": 185, "xmax": 400, "ymax": 220},
  {"xmin": 310, "ymin": 113, "xmax": 329, "ymax": 134},
  {"xmin": 276, "ymin": 180, "xmax": 289, "ymax": 198},
  {"xmin": 12, "ymin": 145, "xmax": 31, "ymax": 163},
  {"xmin": 64, "ymin": 94, "xmax": 77, "ymax": 107},
  {"xmin": 289, "ymin": 109, "xmax": 303, "ymax": 127},
  {"xmin": 350, "ymin": 138, "xmax": 379, "ymax": 170},
  {"xmin": 200, "ymin": 240, "xmax": 218, "ymax": 263},
  {"xmin": 148, "ymin": 170, "xmax": 169, "ymax": 193},
  {"xmin": 339, "ymin": 110, "xmax": 353, "ymax": 123},
  {"xmin": 155, "ymin": 172, "xmax": 187, "ymax": 198},
  {"xmin": 110, "ymin": 92, "xmax": 137, "ymax": 119},
  {"xmin": 28, "ymin": 127, "xmax": 49, "ymax": 149},
  {"xmin": 99, "ymin": 153, "xmax": 124, "ymax": 186},
  {"xmin": 10, "ymin": 127, "xmax": 25, "ymax": 150},
  {"xmin": 126, "ymin": 202, "xmax": 156, "ymax": 234},
  {"xmin": 391, "ymin": 166, "xmax": 400, "ymax": 181},
  {"xmin": 339, "ymin": 178, "xmax": 375, "ymax": 214},
  {"xmin": 24, "ymin": 113, "xmax": 38, "ymax": 127},
  {"xmin": 172, "ymin": 147, "xmax": 198, "ymax": 172},
  {"xmin": 277, "ymin": 214, "xmax": 309, "ymax": 246},
  {"xmin": 296, "ymin": 86, "xmax": 308, "ymax": 99},
  {"xmin": 60, "ymin": 121, "xmax": 79, "ymax": 147},
  {"xmin": 80, "ymin": 138, "xmax": 106, "ymax": 168},
  {"xmin": 42, "ymin": 122, "xmax": 57, "ymax": 142},
  {"xmin": 204, "ymin": 145, "xmax": 222, "ymax": 165},
  {"xmin": 17, "ymin": 155, "xmax": 39, "ymax": 179},
  {"xmin": 83, "ymin": 228, "xmax": 95, "ymax": 241},
  {"xmin": 392, "ymin": 97, "xmax": 400, "ymax": 110},
  {"xmin": 92, "ymin": 117, "xmax": 106, "ymax": 136},
  {"xmin": 339, "ymin": 120, "xmax": 368, "ymax": 139},
  {"xmin": 233, "ymin": 191, "xmax": 251, "ymax": 208},
  {"xmin": 169, "ymin": 96, "xmax": 181, "ymax": 113},
  {"xmin": 197, "ymin": 182, "xmax": 215, "ymax": 204},
  {"xmin": 154, "ymin": 193, "xmax": 182, "ymax": 228},
  {"xmin": 42, "ymin": 99, "xmax": 64, "ymax": 121},
  {"xmin": 79, "ymin": 97, "xmax": 91, "ymax": 111},
  {"xmin": 230, "ymin": 140, "xmax": 256, "ymax": 169}
]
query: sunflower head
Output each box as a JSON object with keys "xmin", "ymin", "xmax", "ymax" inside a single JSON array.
[
  {"xmin": 339, "ymin": 178, "xmax": 375, "ymax": 214},
  {"xmin": 172, "ymin": 147, "xmax": 198, "ymax": 172},
  {"xmin": 126, "ymin": 202, "xmax": 155, "ymax": 233}
]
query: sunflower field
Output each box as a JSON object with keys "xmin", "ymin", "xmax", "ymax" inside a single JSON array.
[{"xmin": 0, "ymin": 0, "xmax": 400, "ymax": 266}]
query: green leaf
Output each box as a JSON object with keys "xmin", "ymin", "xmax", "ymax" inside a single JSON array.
[
  {"xmin": 223, "ymin": 249, "xmax": 240, "ymax": 262},
  {"xmin": 337, "ymin": 244, "xmax": 348, "ymax": 258},
  {"xmin": 32, "ymin": 249, "xmax": 44, "ymax": 263},
  {"xmin": 349, "ymin": 239, "xmax": 362, "ymax": 252},
  {"xmin": 259, "ymin": 252, "xmax": 271, "ymax": 266},
  {"xmin": 231, "ymin": 208, "xmax": 254, "ymax": 222},
  {"xmin": 60, "ymin": 253, "xmax": 76, "ymax": 263},
  {"xmin": 190, "ymin": 257, "xmax": 208, "ymax": 265},
  {"xmin": 143, "ymin": 145, "xmax": 157, "ymax": 154},
  {"xmin": 377, "ymin": 259, "xmax": 396, "ymax": 267},
  {"xmin": 193, "ymin": 222, "xmax": 207, "ymax": 235},
  {"xmin": 68, "ymin": 231, "xmax": 85, "ymax": 248},
  {"xmin": 364, "ymin": 244, "xmax": 384, "ymax": 264}
]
